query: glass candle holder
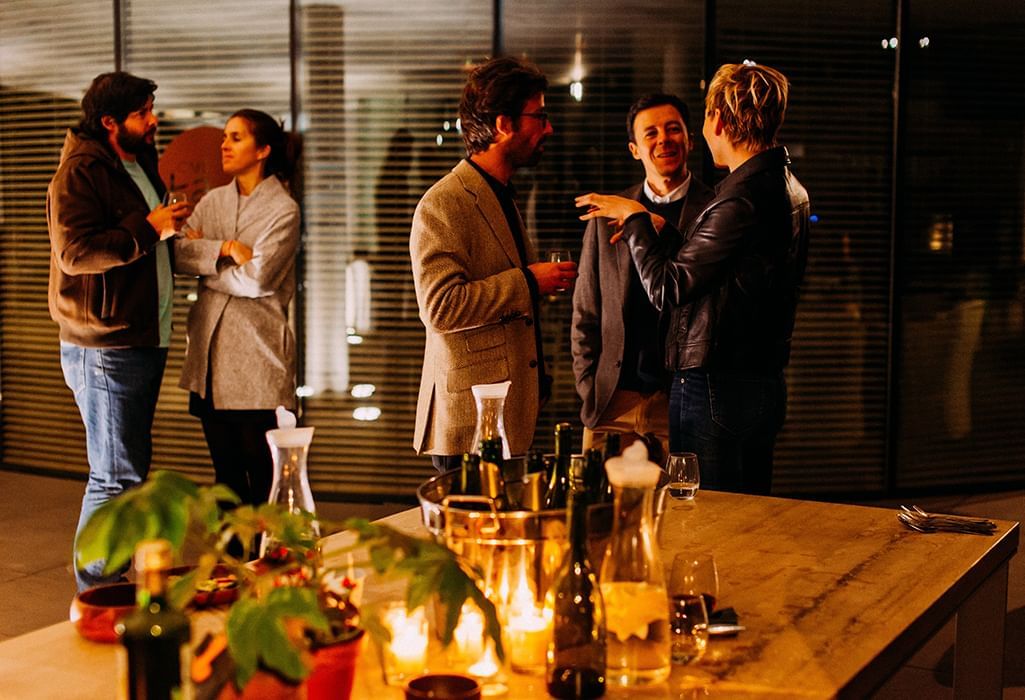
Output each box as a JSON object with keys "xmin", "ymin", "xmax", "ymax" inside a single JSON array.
[
  {"xmin": 450, "ymin": 604, "xmax": 486, "ymax": 669},
  {"xmin": 380, "ymin": 603, "xmax": 429, "ymax": 686},
  {"xmin": 506, "ymin": 603, "xmax": 552, "ymax": 674}
]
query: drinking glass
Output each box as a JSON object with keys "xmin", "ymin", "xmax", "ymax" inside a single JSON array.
[
  {"xmin": 166, "ymin": 190, "xmax": 194, "ymax": 236},
  {"xmin": 665, "ymin": 452, "xmax": 700, "ymax": 502},
  {"xmin": 546, "ymin": 249, "xmax": 572, "ymax": 302},
  {"xmin": 669, "ymin": 553, "xmax": 719, "ymax": 614},
  {"xmin": 668, "ymin": 553, "xmax": 717, "ymax": 665}
]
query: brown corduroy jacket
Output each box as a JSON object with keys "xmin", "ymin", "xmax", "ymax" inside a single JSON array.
[{"xmin": 47, "ymin": 129, "xmax": 166, "ymax": 347}]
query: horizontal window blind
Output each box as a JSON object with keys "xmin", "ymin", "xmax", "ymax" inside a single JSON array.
[
  {"xmin": 716, "ymin": 0, "xmax": 895, "ymax": 493},
  {"xmin": 0, "ymin": 0, "xmax": 115, "ymax": 477},
  {"xmin": 298, "ymin": 1, "xmax": 491, "ymax": 497},
  {"xmin": 894, "ymin": 1, "xmax": 1025, "ymax": 488}
]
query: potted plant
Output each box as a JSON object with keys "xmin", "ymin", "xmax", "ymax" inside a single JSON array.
[{"xmin": 76, "ymin": 470, "xmax": 503, "ymax": 698}]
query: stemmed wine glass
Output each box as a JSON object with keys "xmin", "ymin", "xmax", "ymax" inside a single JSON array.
[{"xmin": 665, "ymin": 452, "xmax": 700, "ymax": 503}]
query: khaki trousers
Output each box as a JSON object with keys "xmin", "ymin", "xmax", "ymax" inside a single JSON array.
[{"xmin": 582, "ymin": 389, "xmax": 670, "ymax": 462}]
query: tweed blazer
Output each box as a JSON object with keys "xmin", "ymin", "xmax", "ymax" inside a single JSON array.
[
  {"xmin": 571, "ymin": 176, "xmax": 714, "ymax": 427},
  {"xmin": 174, "ymin": 175, "xmax": 299, "ymax": 410},
  {"xmin": 410, "ymin": 159, "xmax": 540, "ymax": 456}
]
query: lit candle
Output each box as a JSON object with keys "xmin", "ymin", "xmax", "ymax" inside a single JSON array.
[
  {"xmin": 381, "ymin": 605, "xmax": 428, "ymax": 685},
  {"xmin": 507, "ymin": 604, "xmax": 551, "ymax": 673},
  {"xmin": 452, "ymin": 604, "xmax": 485, "ymax": 664}
]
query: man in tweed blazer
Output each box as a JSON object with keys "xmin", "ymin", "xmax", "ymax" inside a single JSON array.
[{"xmin": 410, "ymin": 57, "xmax": 576, "ymax": 470}]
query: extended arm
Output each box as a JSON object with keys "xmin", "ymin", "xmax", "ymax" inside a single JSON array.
[{"xmin": 625, "ymin": 197, "xmax": 757, "ymax": 310}]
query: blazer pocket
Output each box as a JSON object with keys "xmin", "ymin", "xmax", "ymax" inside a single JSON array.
[
  {"xmin": 447, "ymin": 350, "xmax": 510, "ymax": 394},
  {"xmin": 463, "ymin": 325, "xmax": 505, "ymax": 353}
]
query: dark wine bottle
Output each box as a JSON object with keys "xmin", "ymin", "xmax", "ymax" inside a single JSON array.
[
  {"xmin": 479, "ymin": 438, "xmax": 507, "ymax": 508},
  {"xmin": 119, "ymin": 539, "xmax": 191, "ymax": 700},
  {"xmin": 458, "ymin": 452, "xmax": 482, "ymax": 495},
  {"xmin": 546, "ymin": 490, "xmax": 606, "ymax": 698},
  {"xmin": 583, "ymin": 448, "xmax": 605, "ymax": 503},
  {"xmin": 545, "ymin": 422, "xmax": 573, "ymax": 510},
  {"xmin": 603, "ymin": 432, "xmax": 621, "ymax": 461}
]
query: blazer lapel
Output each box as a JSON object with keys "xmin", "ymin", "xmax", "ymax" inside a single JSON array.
[
  {"xmin": 616, "ymin": 182, "xmax": 646, "ymax": 299},
  {"xmin": 454, "ymin": 160, "xmax": 523, "ymax": 267}
]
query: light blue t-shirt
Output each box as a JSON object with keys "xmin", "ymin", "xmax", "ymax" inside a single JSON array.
[{"xmin": 122, "ymin": 159, "xmax": 172, "ymax": 348}]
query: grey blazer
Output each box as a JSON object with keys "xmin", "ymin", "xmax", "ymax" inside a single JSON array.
[
  {"xmin": 174, "ymin": 175, "xmax": 299, "ymax": 410},
  {"xmin": 410, "ymin": 160, "xmax": 540, "ymax": 456},
  {"xmin": 571, "ymin": 177, "xmax": 714, "ymax": 427}
]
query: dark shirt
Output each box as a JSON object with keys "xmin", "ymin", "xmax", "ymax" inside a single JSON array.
[
  {"xmin": 466, "ymin": 159, "xmax": 550, "ymax": 401},
  {"xmin": 618, "ymin": 194, "xmax": 685, "ymax": 392}
]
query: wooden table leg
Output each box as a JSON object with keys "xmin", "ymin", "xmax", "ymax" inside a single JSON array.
[{"xmin": 953, "ymin": 561, "xmax": 1008, "ymax": 700}]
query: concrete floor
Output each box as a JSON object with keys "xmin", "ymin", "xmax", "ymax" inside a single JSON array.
[{"xmin": 0, "ymin": 469, "xmax": 1021, "ymax": 697}]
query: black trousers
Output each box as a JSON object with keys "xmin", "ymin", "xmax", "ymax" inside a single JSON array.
[{"xmin": 192, "ymin": 392, "xmax": 277, "ymax": 506}]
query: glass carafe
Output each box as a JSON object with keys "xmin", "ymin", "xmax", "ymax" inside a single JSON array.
[
  {"xmin": 470, "ymin": 381, "xmax": 511, "ymax": 460},
  {"xmin": 599, "ymin": 442, "xmax": 670, "ymax": 686},
  {"xmin": 260, "ymin": 424, "xmax": 320, "ymax": 557}
]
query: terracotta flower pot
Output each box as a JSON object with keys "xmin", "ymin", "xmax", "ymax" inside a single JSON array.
[
  {"xmin": 216, "ymin": 630, "xmax": 365, "ymax": 700},
  {"xmin": 306, "ymin": 630, "xmax": 365, "ymax": 700}
]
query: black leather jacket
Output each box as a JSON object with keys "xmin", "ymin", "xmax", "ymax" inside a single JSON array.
[{"xmin": 624, "ymin": 146, "xmax": 810, "ymax": 374}]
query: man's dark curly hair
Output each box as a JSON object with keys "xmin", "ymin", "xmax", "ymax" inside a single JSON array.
[
  {"xmin": 79, "ymin": 72, "xmax": 157, "ymax": 140},
  {"xmin": 459, "ymin": 56, "xmax": 548, "ymax": 156}
]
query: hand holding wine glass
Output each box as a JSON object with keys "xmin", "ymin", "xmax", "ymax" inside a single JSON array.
[{"xmin": 166, "ymin": 190, "xmax": 195, "ymax": 237}]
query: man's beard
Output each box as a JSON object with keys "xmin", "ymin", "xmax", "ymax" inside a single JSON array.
[{"xmin": 116, "ymin": 127, "xmax": 155, "ymax": 156}]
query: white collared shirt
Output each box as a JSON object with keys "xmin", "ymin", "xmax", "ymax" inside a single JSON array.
[{"xmin": 643, "ymin": 172, "xmax": 692, "ymax": 205}]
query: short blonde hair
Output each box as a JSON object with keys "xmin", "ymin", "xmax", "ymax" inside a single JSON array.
[{"xmin": 705, "ymin": 62, "xmax": 789, "ymax": 151}]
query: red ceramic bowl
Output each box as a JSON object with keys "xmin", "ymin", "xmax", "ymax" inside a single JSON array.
[{"xmin": 69, "ymin": 582, "xmax": 136, "ymax": 643}]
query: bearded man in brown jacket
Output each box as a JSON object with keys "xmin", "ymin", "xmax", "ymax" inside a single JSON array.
[{"xmin": 47, "ymin": 72, "xmax": 189, "ymax": 590}]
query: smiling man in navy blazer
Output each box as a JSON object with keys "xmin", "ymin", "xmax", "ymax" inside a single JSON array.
[
  {"xmin": 572, "ymin": 93, "xmax": 713, "ymax": 458},
  {"xmin": 410, "ymin": 56, "xmax": 577, "ymax": 470}
]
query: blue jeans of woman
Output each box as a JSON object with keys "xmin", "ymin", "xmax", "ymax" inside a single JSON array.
[
  {"xmin": 669, "ymin": 368, "xmax": 786, "ymax": 495},
  {"xmin": 60, "ymin": 342, "xmax": 167, "ymax": 591}
]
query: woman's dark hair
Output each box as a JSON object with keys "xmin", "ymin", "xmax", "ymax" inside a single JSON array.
[
  {"xmin": 459, "ymin": 56, "xmax": 548, "ymax": 156},
  {"xmin": 228, "ymin": 109, "xmax": 301, "ymax": 183},
  {"xmin": 79, "ymin": 72, "xmax": 157, "ymax": 140}
]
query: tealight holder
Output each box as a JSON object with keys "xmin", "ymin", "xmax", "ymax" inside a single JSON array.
[{"xmin": 379, "ymin": 603, "xmax": 429, "ymax": 686}]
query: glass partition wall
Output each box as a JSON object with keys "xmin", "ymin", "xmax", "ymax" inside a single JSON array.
[{"xmin": 1, "ymin": 0, "xmax": 1023, "ymax": 499}]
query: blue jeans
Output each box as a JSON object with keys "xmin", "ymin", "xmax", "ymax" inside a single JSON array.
[
  {"xmin": 60, "ymin": 342, "xmax": 167, "ymax": 591},
  {"xmin": 669, "ymin": 368, "xmax": 786, "ymax": 495}
]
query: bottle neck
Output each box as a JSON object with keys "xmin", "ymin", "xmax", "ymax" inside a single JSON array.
[
  {"xmin": 568, "ymin": 495, "xmax": 590, "ymax": 555},
  {"xmin": 137, "ymin": 569, "xmax": 169, "ymax": 608}
]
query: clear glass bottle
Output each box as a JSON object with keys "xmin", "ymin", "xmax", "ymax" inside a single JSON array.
[
  {"xmin": 598, "ymin": 442, "xmax": 670, "ymax": 686},
  {"xmin": 260, "ymin": 422, "xmax": 319, "ymax": 557},
  {"xmin": 470, "ymin": 381, "xmax": 511, "ymax": 460}
]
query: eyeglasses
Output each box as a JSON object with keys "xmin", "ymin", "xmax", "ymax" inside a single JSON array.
[{"xmin": 516, "ymin": 111, "xmax": 549, "ymax": 123}]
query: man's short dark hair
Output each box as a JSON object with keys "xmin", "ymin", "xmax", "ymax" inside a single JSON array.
[
  {"xmin": 79, "ymin": 72, "xmax": 157, "ymax": 140},
  {"xmin": 459, "ymin": 56, "xmax": 548, "ymax": 155},
  {"xmin": 626, "ymin": 93, "xmax": 691, "ymax": 142}
]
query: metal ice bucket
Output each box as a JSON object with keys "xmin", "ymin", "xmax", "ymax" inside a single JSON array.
[{"xmin": 416, "ymin": 469, "xmax": 667, "ymax": 606}]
